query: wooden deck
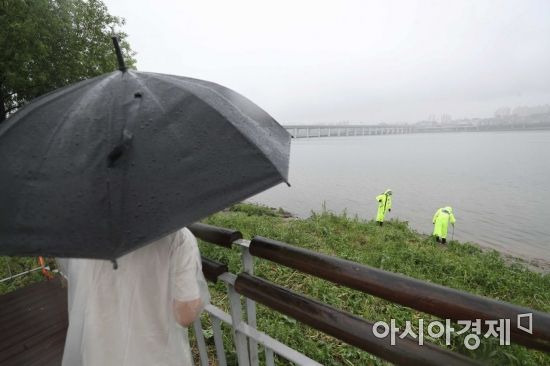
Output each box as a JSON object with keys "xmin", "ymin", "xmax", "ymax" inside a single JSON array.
[{"xmin": 0, "ymin": 278, "xmax": 67, "ymax": 366}]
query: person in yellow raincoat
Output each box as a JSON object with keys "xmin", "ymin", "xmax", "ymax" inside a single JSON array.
[
  {"xmin": 432, "ymin": 206, "xmax": 456, "ymax": 244},
  {"xmin": 375, "ymin": 189, "xmax": 392, "ymax": 226}
]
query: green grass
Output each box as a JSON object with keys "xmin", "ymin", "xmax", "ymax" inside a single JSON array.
[
  {"xmin": 2, "ymin": 202, "xmax": 549, "ymax": 365},
  {"xmin": 0, "ymin": 256, "xmax": 55, "ymax": 294},
  {"xmin": 197, "ymin": 203, "xmax": 550, "ymax": 366}
]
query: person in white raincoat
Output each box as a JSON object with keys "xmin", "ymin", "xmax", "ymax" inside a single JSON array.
[{"xmin": 56, "ymin": 228, "xmax": 210, "ymax": 366}]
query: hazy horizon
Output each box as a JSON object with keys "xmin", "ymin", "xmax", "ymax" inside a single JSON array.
[{"xmin": 104, "ymin": 0, "xmax": 550, "ymax": 125}]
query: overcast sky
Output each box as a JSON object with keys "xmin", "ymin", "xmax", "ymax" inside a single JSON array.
[{"xmin": 104, "ymin": 0, "xmax": 550, "ymax": 125}]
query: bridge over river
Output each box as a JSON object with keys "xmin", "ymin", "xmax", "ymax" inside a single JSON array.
[{"xmin": 284, "ymin": 123, "xmax": 548, "ymax": 138}]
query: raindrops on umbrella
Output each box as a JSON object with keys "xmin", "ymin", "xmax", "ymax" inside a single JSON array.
[{"xmin": 0, "ymin": 37, "xmax": 291, "ymax": 260}]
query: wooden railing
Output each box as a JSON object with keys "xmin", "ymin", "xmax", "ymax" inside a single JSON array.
[{"xmin": 188, "ymin": 223, "xmax": 550, "ymax": 366}]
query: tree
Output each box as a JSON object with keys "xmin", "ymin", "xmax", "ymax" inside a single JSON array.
[{"xmin": 0, "ymin": 0, "xmax": 136, "ymax": 122}]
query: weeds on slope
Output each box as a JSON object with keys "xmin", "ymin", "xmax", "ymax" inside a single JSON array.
[{"xmin": 198, "ymin": 203, "xmax": 550, "ymax": 366}]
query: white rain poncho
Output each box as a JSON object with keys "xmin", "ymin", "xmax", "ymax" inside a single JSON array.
[{"xmin": 56, "ymin": 228, "xmax": 210, "ymax": 366}]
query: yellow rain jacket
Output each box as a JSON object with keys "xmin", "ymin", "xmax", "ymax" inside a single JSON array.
[
  {"xmin": 432, "ymin": 206, "xmax": 456, "ymax": 239},
  {"xmin": 376, "ymin": 189, "xmax": 392, "ymax": 222}
]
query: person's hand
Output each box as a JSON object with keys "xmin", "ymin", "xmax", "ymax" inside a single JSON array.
[{"xmin": 173, "ymin": 298, "xmax": 203, "ymax": 327}]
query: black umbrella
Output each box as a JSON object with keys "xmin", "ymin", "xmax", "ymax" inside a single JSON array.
[{"xmin": 0, "ymin": 40, "xmax": 290, "ymax": 260}]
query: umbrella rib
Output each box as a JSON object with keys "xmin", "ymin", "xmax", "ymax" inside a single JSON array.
[
  {"xmin": 152, "ymin": 73, "xmax": 289, "ymax": 184},
  {"xmin": 32, "ymin": 75, "xmax": 120, "ymax": 179},
  {"xmin": 0, "ymin": 74, "xmax": 115, "ymax": 138},
  {"xmin": 130, "ymin": 72, "xmax": 167, "ymax": 114},
  {"xmin": 109, "ymin": 72, "xmax": 161, "ymax": 258}
]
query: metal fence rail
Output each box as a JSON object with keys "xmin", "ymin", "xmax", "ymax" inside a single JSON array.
[
  {"xmin": 190, "ymin": 224, "xmax": 322, "ymax": 366},
  {"xmin": 188, "ymin": 223, "xmax": 550, "ymax": 366}
]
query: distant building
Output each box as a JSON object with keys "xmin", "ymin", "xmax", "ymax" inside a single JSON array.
[
  {"xmin": 440, "ymin": 114, "xmax": 452, "ymax": 124},
  {"xmin": 495, "ymin": 107, "xmax": 511, "ymax": 118}
]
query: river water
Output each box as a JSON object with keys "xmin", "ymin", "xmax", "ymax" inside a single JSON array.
[{"xmin": 249, "ymin": 130, "xmax": 550, "ymax": 264}]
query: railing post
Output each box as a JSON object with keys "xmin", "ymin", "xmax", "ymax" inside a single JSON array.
[
  {"xmin": 241, "ymin": 246, "xmax": 259, "ymax": 366},
  {"xmin": 265, "ymin": 347, "xmax": 275, "ymax": 366},
  {"xmin": 4, "ymin": 257, "xmax": 11, "ymax": 278},
  {"xmin": 211, "ymin": 315, "xmax": 228, "ymax": 366},
  {"xmin": 193, "ymin": 318, "xmax": 209, "ymax": 366},
  {"xmin": 227, "ymin": 282, "xmax": 251, "ymax": 366}
]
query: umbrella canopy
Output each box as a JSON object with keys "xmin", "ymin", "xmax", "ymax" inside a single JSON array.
[{"xmin": 0, "ymin": 70, "xmax": 290, "ymax": 259}]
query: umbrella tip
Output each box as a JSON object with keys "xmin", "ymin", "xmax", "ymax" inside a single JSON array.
[
  {"xmin": 285, "ymin": 180, "xmax": 291, "ymax": 187},
  {"xmin": 111, "ymin": 36, "xmax": 127, "ymax": 72}
]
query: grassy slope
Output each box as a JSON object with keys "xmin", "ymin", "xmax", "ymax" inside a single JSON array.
[{"xmin": 199, "ymin": 203, "xmax": 550, "ymax": 366}]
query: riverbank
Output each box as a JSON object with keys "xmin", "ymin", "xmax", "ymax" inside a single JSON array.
[
  {"xmin": 244, "ymin": 201, "xmax": 550, "ymax": 273},
  {"xmin": 200, "ymin": 203, "xmax": 550, "ymax": 365},
  {"xmin": 245, "ymin": 131, "xmax": 550, "ymax": 264}
]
